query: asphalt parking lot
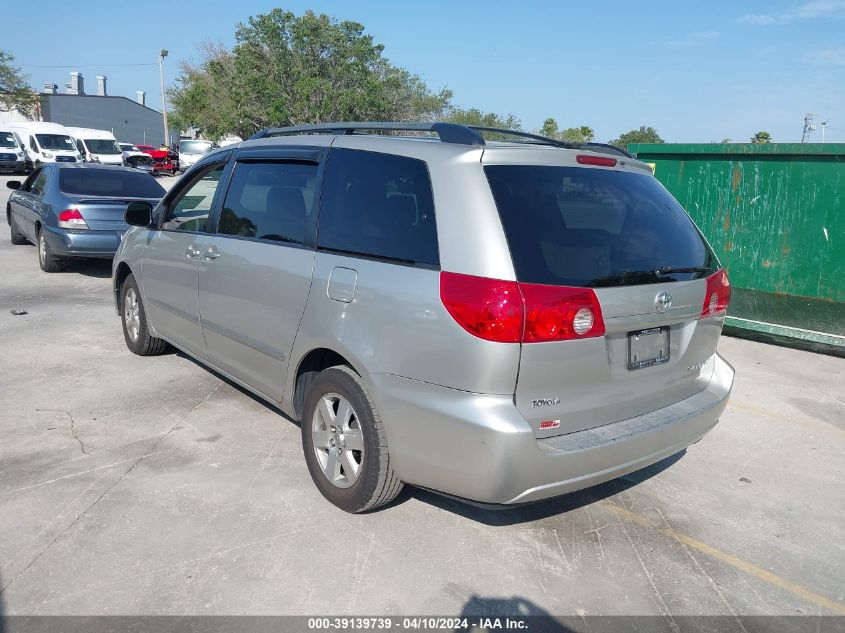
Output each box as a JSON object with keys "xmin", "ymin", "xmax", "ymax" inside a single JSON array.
[{"xmin": 0, "ymin": 172, "xmax": 843, "ymax": 618}]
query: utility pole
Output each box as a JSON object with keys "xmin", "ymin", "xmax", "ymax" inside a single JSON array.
[
  {"xmin": 801, "ymin": 113, "xmax": 815, "ymax": 143},
  {"xmin": 820, "ymin": 120, "xmax": 829, "ymax": 144},
  {"xmin": 159, "ymin": 49, "xmax": 169, "ymax": 146}
]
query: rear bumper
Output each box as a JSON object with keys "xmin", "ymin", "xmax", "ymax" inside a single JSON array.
[
  {"xmin": 43, "ymin": 226, "xmax": 125, "ymax": 259},
  {"xmin": 371, "ymin": 353, "xmax": 734, "ymax": 505}
]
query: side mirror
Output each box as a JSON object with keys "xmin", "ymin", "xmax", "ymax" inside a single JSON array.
[
  {"xmin": 125, "ymin": 202, "xmax": 153, "ymax": 227},
  {"xmin": 6, "ymin": 181, "xmax": 21, "ymax": 190}
]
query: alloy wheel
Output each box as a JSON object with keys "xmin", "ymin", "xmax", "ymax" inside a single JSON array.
[
  {"xmin": 311, "ymin": 392, "xmax": 365, "ymax": 488},
  {"xmin": 124, "ymin": 288, "xmax": 140, "ymax": 342}
]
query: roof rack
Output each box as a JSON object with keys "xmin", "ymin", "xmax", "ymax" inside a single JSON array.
[
  {"xmin": 249, "ymin": 122, "xmax": 485, "ymax": 146},
  {"xmin": 248, "ymin": 121, "xmax": 635, "ymax": 159}
]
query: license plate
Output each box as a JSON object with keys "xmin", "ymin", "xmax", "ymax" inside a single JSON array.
[{"xmin": 628, "ymin": 326, "xmax": 670, "ymax": 370}]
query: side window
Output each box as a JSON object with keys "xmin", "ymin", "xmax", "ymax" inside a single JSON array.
[
  {"xmin": 217, "ymin": 161, "xmax": 318, "ymax": 244},
  {"xmin": 317, "ymin": 149, "xmax": 439, "ymax": 266},
  {"xmin": 30, "ymin": 169, "xmax": 49, "ymax": 195},
  {"xmin": 76, "ymin": 139, "xmax": 85, "ymax": 155},
  {"xmin": 29, "ymin": 136, "xmax": 39, "ymax": 153},
  {"xmin": 21, "ymin": 168, "xmax": 42, "ymax": 192},
  {"xmin": 161, "ymin": 162, "xmax": 226, "ymax": 232}
]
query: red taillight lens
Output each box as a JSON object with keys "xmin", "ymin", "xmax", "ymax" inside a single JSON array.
[
  {"xmin": 440, "ymin": 272, "xmax": 523, "ymax": 342},
  {"xmin": 701, "ymin": 268, "xmax": 731, "ymax": 317},
  {"xmin": 576, "ymin": 154, "xmax": 617, "ymax": 167},
  {"xmin": 440, "ymin": 272, "xmax": 606, "ymax": 343},
  {"xmin": 521, "ymin": 283, "xmax": 606, "ymax": 342},
  {"xmin": 57, "ymin": 208, "xmax": 89, "ymax": 230}
]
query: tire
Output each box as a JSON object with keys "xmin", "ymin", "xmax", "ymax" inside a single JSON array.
[
  {"xmin": 120, "ymin": 274, "xmax": 169, "ymax": 356},
  {"xmin": 37, "ymin": 228, "xmax": 64, "ymax": 272},
  {"xmin": 302, "ymin": 366, "xmax": 403, "ymax": 513},
  {"xmin": 8, "ymin": 211, "xmax": 27, "ymax": 245}
]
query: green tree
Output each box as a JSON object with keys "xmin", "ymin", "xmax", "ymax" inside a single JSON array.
[
  {"xmin": 0, "ymin": 50, "xmax": 39, "ymax": 118},
  {"xmin": 169, "ymin": 9, "xmax": 452, "ymax": 139},
  {"xmin": 538, "ymin": 118, "xmax": 595, "ymax": 143},
  {"xmin": 751, "ymin": 131, "xmax": 772, "ymax": 144},
  {"xmin": 560, "ymin": 125, "xmax": 595, "ymax": 143},
  {"xmin": 442, "ymin": 107, "xmax": 522, "ymax": 140},
  {"xmin": 540, "ymin": 117, "xmax": 559, "ymax": 138},
  {"xmin": 610, "ymin": 126, "xmax": 665, "ymax": 148}
]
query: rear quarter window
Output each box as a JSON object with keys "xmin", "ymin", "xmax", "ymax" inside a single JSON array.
[
  {"xmin": 485, "ymin": 165, "xmax": 716, "ymax": 287},
  {"xmin": 317, "ymin": 148, "xmax": 439, "ymax": 266}
]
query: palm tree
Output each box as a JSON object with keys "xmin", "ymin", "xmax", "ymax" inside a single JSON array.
[{"xmin": 751, "ymin": 131, "xmax": 772, "ymax": 144}]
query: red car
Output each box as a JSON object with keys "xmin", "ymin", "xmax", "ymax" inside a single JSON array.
[{"xmin": 136, "ymin": 144, "xmax": 178, "ymax": 176}]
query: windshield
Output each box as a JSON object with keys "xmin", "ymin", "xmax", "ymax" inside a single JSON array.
[
  {"xmin": 85, "ymin": 139, "xmax": 122, "ymax": 155},
  {"xmin": 485, "ymin": 165, "xmax": 717, "ymax": 288},
  {"xmin": 36, "ymin": 134, "xmax": 76, "ymax": 151},
  {"xmin": 60, "ymin": 169, "xmax": 166, "ymax": 198},
  {"xmin": 180, "ymin": 140, "xmax": 213, "ymax": 155},
  {"xmin": 120, "ymin": 144, "xmax": 140, "ymax": 152},
  {"xmin": 0, "ymin": 132, "xmax": 18, "ymax": 148}
]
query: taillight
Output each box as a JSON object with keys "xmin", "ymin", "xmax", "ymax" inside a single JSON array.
[
  {"xmin": 440, "ymin": 272, "xmax": 523, "ymax": 342},
  {"xmin": 576, "ymin": 154, "xmax": 617, "ymax": 167},
  {"xmin": 701, "ymin": 269, "xmax": 731, "ymax": 317},
  {"xmin": 440, "ymin": 272, "xmax": 605, "ymax": 343},
  {"xmin": 57, "ymin": 208, "xmax": 89, "ymax": 230},
  {"xmin": 521, "ymin": 283, "xmax": 605, "ymax": 342}
]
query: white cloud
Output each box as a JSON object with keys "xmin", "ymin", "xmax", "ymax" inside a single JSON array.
[
  {"xmin": 804, "ymin": 47, "xmax": 845, "ymax": 65},
  {"xmin": 738, "ymin": 0, "xmax": 845, "ymax": 24}
]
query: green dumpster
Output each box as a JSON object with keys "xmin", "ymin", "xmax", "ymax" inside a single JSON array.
[{"xmin": 629, "ymin": 143, "xmax": 845, "ymax": 355}]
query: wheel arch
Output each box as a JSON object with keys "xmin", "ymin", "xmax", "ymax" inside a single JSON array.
[
  {"xmin": 290, "ymin": 346, "xmax": 366, "ymax": 421},
  {"xmin": 113, "ymin": 261, "xmax": 134, "ymax": 314}
]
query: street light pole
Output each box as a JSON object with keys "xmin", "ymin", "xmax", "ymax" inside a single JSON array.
[{"xmin": 159, "ymin": 49, "xmax": 169, "ymax": 146}]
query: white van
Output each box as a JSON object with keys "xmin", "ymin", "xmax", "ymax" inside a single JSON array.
[
  {"xmin": 7, "ymin": 122, "xmax": 82, "ymax": 167},
  {"xmin": 178, "ymin": 139, "xmax": 214, "ymax": 172},
  {"xmin": 0, "ymin": 126, "xmax": 29, "ymax": 174},
  {"xmin": 67, "ymin": 127, "xmax": 124, "ymax": 166}
]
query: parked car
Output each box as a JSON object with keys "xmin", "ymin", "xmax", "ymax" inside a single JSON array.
[
  {"xmin": 119, "ymin": 143, "xmax": 154, "ymax": 173},
  {"xmin": 113, "ymin": 122, "xmax": 734, "ymax": 513},
  {"xmin": 6, "ymin": 163, "xmax": 165, "ymax": 272},
  {"xmin": 178, "ymin": 139, "xmax": 214, "ymax": 172},
  {"xmin": 0, "ymin": 126, "xmax": 28, "ymax": 174},
  {"xmin": 67, "ymin": 127, "xmax": 124, "ymax": 165},
  {"xmin": 6, "ymin": 121, "xmax": 83, "ymax": 167},
  {"xmin": 136, "ymin": 144, "xmax": 177, "ymax": 175}
]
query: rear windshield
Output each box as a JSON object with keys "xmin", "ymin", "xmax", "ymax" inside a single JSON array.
[
  {"xmin": 59, "ymin": 169, "xmax": 166, "ymax": 198},
  {"xmin": 485, "ymin": 165, "xmax": 717, "ymax": 287}
]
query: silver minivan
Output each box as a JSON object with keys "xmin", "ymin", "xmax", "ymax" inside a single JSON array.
[{"xmin": 113, "ymin": 122, "xmax": 734, "ymax": 513}]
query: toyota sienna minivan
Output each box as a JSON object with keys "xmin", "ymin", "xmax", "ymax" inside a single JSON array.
[{"xmin": 113, "ymin": 122, "xmax": 734, "ymax": 513}]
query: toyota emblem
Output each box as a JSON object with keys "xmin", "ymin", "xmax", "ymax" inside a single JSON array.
[{"xmin": 655, "ymin": 291, "xmax": 672, "ymax": 313}]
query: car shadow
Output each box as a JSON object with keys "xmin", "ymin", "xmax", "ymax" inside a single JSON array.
[
  {"xmin": 406, "ymin": 451, "xmax": 685, "ymax": 525},
  {"xmin": 173, "ymin": 350, "xmax": 299, "ymax": 428},
  {"xmin": 64, "ymin": 258, "xmax": 113, "ymax": 278}
]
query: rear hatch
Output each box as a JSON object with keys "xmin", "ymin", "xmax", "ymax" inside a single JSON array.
[
  {"xmin": 59, "ymin": 167, "xmax": 165, "ymax": 231},
  {"xmin": 483, "ymin": 158, "xmax": 728, "ymax": 438}
]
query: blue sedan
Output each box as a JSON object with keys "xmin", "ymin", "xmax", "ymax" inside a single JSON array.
[{"xmin": 6, "ymin": 163, "xmax": 165, "ymax": 272}]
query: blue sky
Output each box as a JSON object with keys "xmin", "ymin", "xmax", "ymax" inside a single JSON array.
[{"xmin": 7, "ymin": 1, "xmax": 845, "ymax": 143}]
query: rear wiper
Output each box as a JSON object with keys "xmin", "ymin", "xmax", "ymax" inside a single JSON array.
[
  {"xmin": 588, "ymin": 270, "xmax": 662, "ymax": 286},
  {"xmin": 655, "ymin": 266, "xmax": 711, "ymax": 275}
]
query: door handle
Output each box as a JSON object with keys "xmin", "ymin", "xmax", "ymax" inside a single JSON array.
[{"xmin": 203, "ymin": 247, "xmax": 220, "ymax": 260}]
